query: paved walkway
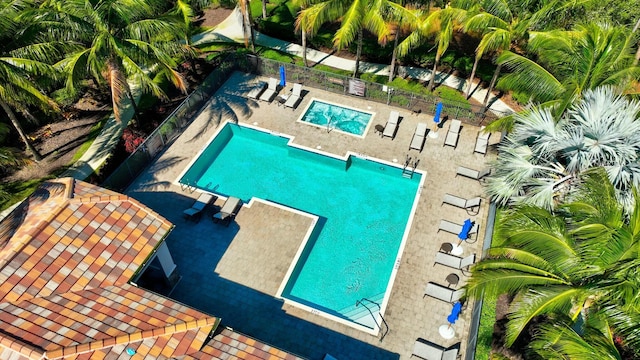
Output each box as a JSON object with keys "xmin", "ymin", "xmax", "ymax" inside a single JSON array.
[{"xmin": 191, "ymin": 7, "xmax": 515, "ymax": 116}]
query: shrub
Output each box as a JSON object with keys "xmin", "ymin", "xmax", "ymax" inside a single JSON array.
[
  {"xmin": 122, "ymin": 128, "xmax": 145, "ymax": 153},
  {"xmin": 433, "ymin": 86, "xmax": 471, "ymax": 109}
]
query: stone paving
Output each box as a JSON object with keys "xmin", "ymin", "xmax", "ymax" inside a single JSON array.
[{"xmin": 126, "ymin": 71, "xmax": 499, "ymax": 360}]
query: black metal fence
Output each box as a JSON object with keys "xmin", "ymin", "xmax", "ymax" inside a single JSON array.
[
  {"xmin": 103, "ymin": 53, "xmax": 507, "ymax": 191},
  {"xmin": 248, "ymin": 56, "xmax": 511, "ymax": 126}
]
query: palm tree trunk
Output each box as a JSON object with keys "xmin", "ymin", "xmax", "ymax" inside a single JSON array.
[
  {"xmin": 302, "ymin": 27, "xmax": 308, "ymax": 67},
  {"xmin": 466, "ymin": 57, "xmax": 480, "ymax": 99},
  {"xmin": 0, "ymin": 99, "xmax": 42, "ymax": 161},
  {"xmin": 353, "ymin": 29, "xmax": 363, "ymax": 78},
  {"xmin": 262, "ymin": 0, "xmax": 267, "ymax": 19},
  {"xmin": 388, "ymin": 28, "xmax": 400, "ymax": 83},
  {"xmin": 483, "ymin": 63, "xmax": 502, "ymax": 109},
  {"xmin": 428, "ymin": 54, "xmax": 440, "ymax": 91}
]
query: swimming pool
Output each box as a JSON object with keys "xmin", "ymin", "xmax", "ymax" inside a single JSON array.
[
  {"xmin": 179, "ymin": 123, "xmax": 422, "ymax": 332},
  {"xmin": 297, "ymin": 99, "xmax": 374, "ymax": 137}
]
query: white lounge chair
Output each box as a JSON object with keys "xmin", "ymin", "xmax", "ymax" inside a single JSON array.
[
  {"xmin": 284, "ymin": 83, "xmax": 303, "ymax": 109},
  {"xmin": 213, "ymin": 196, "xmax": 243, "ymax": 226},
  {"xmin": 438, "ymin": 219, "xmax": 479, "ymax": 239},
  {"xmin": 443, "ymin": 119, "xmax": 461, "ymax": 148},
  {"xmin": 383, "ymin": 111, "xmax": 400, "ymax": 139},
  {"xmin": 434, "ymin": 252, "xmax": 476, "ymax": 270},
  {"xmin": 412, "ymin": 339, "xmax": 460, "ymax": 360},
  {"xmin": 183, "ymin": 192, "xmax": 215, "ymax": 222},
  {"xmin": 246, "ymin": 81, "xmax": 266, "ymax": 99},
  {"xmin": 456, "ymin": 166, "xmax": 491, "ymax": 181},
  {"xmin": 410, "ymin": 122, "xmax": 428, "ymax": 152},
  {"xmin": 259, "ymin": 78, "xmax": 279, "ymax": 102},
  {"xmin": 423, "ymin": 282, "xmax": 465, "ymax": 303},
  {"xmin": 474, "ymin": 128, "xmax": 490, "ymax": 155},
  {"xmin": 442, "ymin": 193, "xmax": 481, "ymax": 214}
]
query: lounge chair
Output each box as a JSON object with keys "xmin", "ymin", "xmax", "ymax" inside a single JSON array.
[
  {"xmin": 442, "ymin": 193, "xmax": 481, "ymax": 215},
  {"xmin": 423, "ymin": 282, "xmax": 465, "ymax": 303},
  {"xmin": 213, "ymin": 196, "xmax": 243, "ymax": 226},
  {"xmin": 284, "ymin": 83, "xmax": 303, "ymax": 109},
  {"xmin": 444, "ymin": 119, "xmax": 461, "ymax": 148},
  {"xmin": 246, "ymin": 81, "xmax": 266, "ymax": 99},
  {"xmin": 383, "ymin": 111, "xmax": 400, "ymax": 139},
  {"xmin": 183, "ymin": 192, "xmax": 215, "ymax": 222},
  {"xmin": 259, "ymin": 78, "xmax": 279, "ymax": 102},
  {"xmin": 438, "ymin": 219, "xmax": 479, "ymax": 239},
  {"xmin": 456, "ymin": 166, "xmax": 491, "ymax": 181},
  {"xmin": 412, "ymin": 339, "xmax": 460, "ymax": 360},
  {"xmin": 410, "ymin": 122, "xmax": 428, "ymax": 152},
  {"xmin": 434, "ymin": 252, "xmax": 476, "ymax": 271},
  {"xmin": 474, "ymin": 128, "xmax": 490, "ymax": 155}
]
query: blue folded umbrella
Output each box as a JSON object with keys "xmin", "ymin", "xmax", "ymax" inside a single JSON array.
[
  {"xmin": 433, "ymin": 102, "xmax": 443, "ymax": 124},
  {"xmin": 447, "ymin": 301, "xmax": 463, "ymax": 324},
  {"xmin": 458, "ymin": 219, "xmax": 473, "ymax": 240},
  {"xmin": 279, "ymin": 65, "xmax": 286, "ymax": 87}
]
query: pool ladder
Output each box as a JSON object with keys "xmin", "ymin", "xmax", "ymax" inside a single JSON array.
[
  {"xmin": 402, "ymin": 155, "xmax": 419, "ymax": 178},
  {"xmin": 356, "ymin": 298, "xmax": 389, "ymax": 342}
]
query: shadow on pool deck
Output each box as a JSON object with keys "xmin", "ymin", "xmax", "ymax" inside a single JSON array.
[{"xmin": 129, "ymin": 189, "xmax": 400, "ymax": 360}]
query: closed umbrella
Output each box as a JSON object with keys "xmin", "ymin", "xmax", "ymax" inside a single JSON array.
[
  {"xmin": 452, "ymin": 219, "xmax": 474, "ymax": 255},
  {"xmin": 279, "ymin": 65, "xmax": 286, "ymax": 87},
  {"xmin": 429, "ymin": 102, "xmax": 444, "ymax": 138},
  {"xmin": 439, "ymin": 301, "xmax": 462, "ymax": 339}
]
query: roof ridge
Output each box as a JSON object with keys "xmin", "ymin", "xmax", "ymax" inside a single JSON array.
[
  {"xmin": 0, "ymin": 332, "xmax": 44, "ymax": 360},
  {"xmin": 44, "ymin": 317, "xmax": 219, "ymax": 359}
]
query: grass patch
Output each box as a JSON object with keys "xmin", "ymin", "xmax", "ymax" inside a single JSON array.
[
  {"xmin": 475, "ymin": 293, "xmax": 497, "ymax": 360},
  {"xmin": 70, "ymin": 119, "xmax": 106, "ymax": 164}
]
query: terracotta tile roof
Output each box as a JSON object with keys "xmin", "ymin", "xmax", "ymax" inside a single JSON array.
[
  {"xmin": 0, "ymin": 178, "xmax": 304, "ymax": 360},
  {"xmin": 0, "ymin": 178, "xmax": 172, "ymax": 304}
]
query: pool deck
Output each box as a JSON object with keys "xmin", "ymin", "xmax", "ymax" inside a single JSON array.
[{"xmin": 126, "ymin": 71, "xmax": 499, "ymax": 360}]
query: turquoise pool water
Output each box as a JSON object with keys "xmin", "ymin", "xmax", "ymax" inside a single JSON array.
[
  {"xmin": 180, "ymin": 123, "xmax": 421, "ymax": 329},
  {"xmin": 299, "ymin": 99, "xmax": 373, "ymax": 136}
]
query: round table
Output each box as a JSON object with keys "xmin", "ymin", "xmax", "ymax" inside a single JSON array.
[
  {"xmin": 375, "ymin": 124, "xmax": 385, "ymax": 136},
  {"xmin": 440, "ymin": 242, "xmax": 453, "ymax": 253},
  {"xmin": 446, "ymin": 273, "xmax": 460, "ymax": 287}
]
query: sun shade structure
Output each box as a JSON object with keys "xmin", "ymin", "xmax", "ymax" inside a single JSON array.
[{"xmin": 0, "ymin": 178, "xmax": 301, "ymax": 360}]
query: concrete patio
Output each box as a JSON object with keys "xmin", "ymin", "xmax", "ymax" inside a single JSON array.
[{"xmin": 126, "ymin": 71, "xmax": 499, "ymax": 360}]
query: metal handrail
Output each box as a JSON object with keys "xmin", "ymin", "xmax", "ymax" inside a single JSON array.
[{"xmin": 356, "ymin": 298, "xmax": 390, "ymax": 342}]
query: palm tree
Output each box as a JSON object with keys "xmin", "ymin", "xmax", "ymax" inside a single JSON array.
[
  {"xmin": 485, "ymin": 86, "xmax": 640, "ymax": 211},
  {"xmin": 297, "ymin": 0, "xmax": 406, "ymax": 77},
  {"xmin": 239, "ymin": 0, "xmax": 256, "ymax": 51},
  {"xmin": 496, "ymin": 22, "xmax": 640, "ymax": 114},
  {"xmin": 466, "ymin": 168, "xmax": 640, "ymax": 350},
  {"xmin": 43, "ymin": 0, "xmax": 191, "ymax": 123},
  {"xmin": 0, "ymin": 0, "xmax": 60, "ymax": 161},
  {"xmin": 462, "ymin": 0, "xmax": 527, "ymax": 101},
  {"xmin": 396, "ymin": 3, "xmax": 466, "ymax": 91},
  {"xmin": 529, "ymin": 316, "xmax": 623, "ymax": 359}
]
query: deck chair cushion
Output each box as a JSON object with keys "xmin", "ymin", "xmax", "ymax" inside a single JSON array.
[
  {"xmin": 435, "ymin": 252, "xmax": 476, "ymax": 270},
  {"xmin": 259, "ymin": 78, "xmax": 278, "ymax": 102},
  {"xmin": 410, "ymin": 122, "xmax": 428, "ymax": 151},
  {"xmin": 412, "ymin": 339, "xmax": 460, "ymax": 360},
  {"xmin": 383, "ymin": 111, "xmax": 400, "ymax": 138}
]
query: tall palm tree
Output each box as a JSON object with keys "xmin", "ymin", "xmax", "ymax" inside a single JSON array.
[
  {"xmin": 0, "ymin": 0, "xmax": 59, "ymax": 160},
  {"xmin": 297, "ymin": 0, "xmax": 407, "ymax": 77},
  {"xmin": 529, "ymin": 316, "xmax": 623, "ymax": 359},
  {"xmin": 485, "ymin": 86, "xmax": 640, "ymax": 211},
  {"xmin": 43, "ymin": 0, "xmax": 191, "ymax": 123},
  {"xmin": 397, "ymin": 3, "xmax": 466, "ymax": 91},
  {"xmin": 462, "ymin": 0, "xmax": 526, "ymax": 101},
  {"xmin": 466, "ymin": 168, "xmax": 640, "ymax": 350},
  {"xmin": 496, "ymin": 22, "xmax": 640, "ymax": 115}
]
